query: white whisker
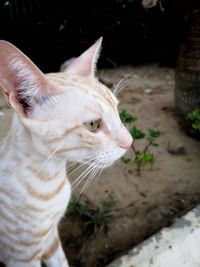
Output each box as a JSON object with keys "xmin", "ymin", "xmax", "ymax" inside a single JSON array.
[
  {"xmin": 73, "ymin": 159, "xmax": 102, "ymax": 190},
  {"xmin": 115, "ymin": 77, "xmax": 137, "ymax": 96},
  {"xmin": 66, "ymin": 153, "xmax": 99, "ymax": 169},
  {"xmin": 96, "ymin": 161, "xmax": 105, "ymax": 185},
  {"xmin": 54, "ymin": 156, "xmax": 67, "ymax": 175},
  {"xmin": 78, "ymin": 155, "xmax": 110, "ymax": 197},
  {"xmin": 113, "ymin": 73, "xmax": 132, "ymax": 95},
  {"xmin": 93, "ymin": 161, "xmax": 105, "ymax": 196},
  {"xmin": 67, "ymin": 153, "xmax": 100, "ymax": 175},
  {"xmin": 113, "ymin": 73, "xmax": 137, "ymax": 96},
  {"xmin": 115, "ymin": 78, "xmax": 136, "ymax": 96},
  {"xmin": 40, "ymin": 143, "xmax": 97, "ymax": 173},
  {"xmin": 86, "ymin": 160, "xmax": 105, "ymax": 190},
  {"xmin": 40, "ymin": 142, "xmax": 67, "ymax": 170},
  {"xmin": 76, "ymin": 160, "xmax": 102, "ymax": 199},
  {"xmin": 72, "ymin": 163, "xmax": 96, "ymax": 189}
]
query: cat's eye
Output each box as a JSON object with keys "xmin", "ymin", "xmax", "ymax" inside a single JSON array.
[{"xmin": 84, "ymin": 119, "xmax": 101, "ymax": 132}]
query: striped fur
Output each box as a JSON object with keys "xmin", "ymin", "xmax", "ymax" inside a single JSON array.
[{"xmin": 0, "ymin": 39, "xmax": 132, "ymax": 267}]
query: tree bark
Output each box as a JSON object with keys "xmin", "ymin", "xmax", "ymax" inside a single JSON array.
[{"xmin": 175, "ymin": 2, "xmax": 200, "ymax": 120}]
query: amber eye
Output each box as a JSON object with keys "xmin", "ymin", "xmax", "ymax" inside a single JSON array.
[{"xmin": 84, "ymin": 119, "xmax": 101, "ymax": 132}]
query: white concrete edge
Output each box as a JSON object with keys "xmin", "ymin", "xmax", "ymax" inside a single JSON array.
[{"xmin": 107, "ymin": 205, "xmax": 200, "ymax": 267}]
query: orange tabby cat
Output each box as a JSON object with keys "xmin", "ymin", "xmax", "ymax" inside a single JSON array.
[{"xmin": 0, "ymin": 38, "xmax": 132, "ymax": 267}]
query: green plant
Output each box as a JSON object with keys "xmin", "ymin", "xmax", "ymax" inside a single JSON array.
[
  {"xmin": 119, "ymin": 109, "xmax": 137, "ymax": 123},
  {"xmin": 186, "ymin": 109, "xmax": 200, "ymax": 132},
  {"xmin": 67, "ymin": 195, "xmax": 119, "ymax": 233},
  {"xmin": 120, "ymin": 109, "xmax": 160, "ymax": 173}
]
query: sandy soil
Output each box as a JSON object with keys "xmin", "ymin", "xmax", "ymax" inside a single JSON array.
[{"xmin": 0, "ymin": 65, "xmax": 200, "ymax": 267}]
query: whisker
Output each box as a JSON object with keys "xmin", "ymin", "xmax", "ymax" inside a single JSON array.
[
  {"xmin": 96, "ymin": 162, "xmax": 105, "ymax": 185},
  {"xmin": 40, "ymin": 143, "xmax": 97, "ymax": 173},
  {"xmin": 113, "ymin": 73, "xmax": 137, "ymax": 96},
  {"xmin": 54, "ymin": 156, "xmax": 68, "ymax": 175},
  {"xmin": 76, "ymin": 161, "xmax": 102, "ymax": 199},
  {"xmin": 72, "ymin": 163, "xmax": 96, "ymax": 188},
  {"xmin": 72, "ymin": 162, "xmax": 101, "ymax": 203},
  {"xmin": 67, "ymin": 153, "xmax": 100, "ymax": 175},
  {"xmin": 115, "ymin": 76, "xmax": 138, "ymax": 96},
  {"xmin": 79, "ymin": 156, "xmax": 108, "ymax": 196},
  {"xmin": 71, "ymin": 165, "xmax": 92, "ymax": 188},
  {"xmin": 74, "ymin": 159, "xmax": 101, "ymax": 191},
  {"xmin": 66, "ymin": 153, "xmax": 99, "ymax": 169},
  {"xmin": 40, "ymin": 142, "xmax": 67, "ymax": 170},
  {"xmin": 85, "ymin": 160, "xmax": 105, "ymax": 192},
  {"xmin": 93, "ymin": 161, "xmax": 105, "ymax": 195},
  {"xmin": 113, "ymin": 73, "xmax": 132, "ymax": 95}
]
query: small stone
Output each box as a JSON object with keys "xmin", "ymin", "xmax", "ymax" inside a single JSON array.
[
  {"xmin": 144, "ymin": 88, "xmax": 152, "ymax": 95},
  {"xmin": 167, "ymin": 142, "xmax": 185, "ymax": 155}
]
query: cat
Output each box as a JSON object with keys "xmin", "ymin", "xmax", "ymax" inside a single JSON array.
[{"xmin": 0, "ymin": 38, "xmax": 132, "ymax": 267}]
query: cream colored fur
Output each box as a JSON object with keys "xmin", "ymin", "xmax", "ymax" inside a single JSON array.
[{"xmin": 0, "ymin": 38, "xmax": 132, "ymax": 267}]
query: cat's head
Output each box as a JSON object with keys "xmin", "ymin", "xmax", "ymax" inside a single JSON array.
[{"xmin": 0, "ymin": 38, "xmax": 132, "ymax": 167}]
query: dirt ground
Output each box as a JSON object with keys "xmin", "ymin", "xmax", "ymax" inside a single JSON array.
[{"xmin": 0, "ymin": 65, "xmax": 200, "ymax": 267}]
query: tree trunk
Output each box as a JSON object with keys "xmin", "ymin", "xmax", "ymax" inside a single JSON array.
[{"xmin": 175, "ymin": 1, "xmax": 200, "ymax": 134}]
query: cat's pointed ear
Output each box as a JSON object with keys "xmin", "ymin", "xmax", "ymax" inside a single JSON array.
[
  {"xmin": 64, "ymin": 37, "xmax": 103, "ymax": 78},
  {"xmin": 0, "ymin": 40, "xmax": 58, "ymax": 117}
]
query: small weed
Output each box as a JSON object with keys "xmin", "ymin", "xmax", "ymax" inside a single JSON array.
[
  {"xmin": 120, "ymin": 109, "xmax": 160, "ymax": 174},
  {"xmin": 186, "ymin": 109, "xmax": 200, "ymax": 132},
  {"xmin": 67, "ymin": 195, "xmax": 119, "ymax": 233},
  {"xmin": 119, "ymin": 109, "xmax": 137, "ymax": 123}
]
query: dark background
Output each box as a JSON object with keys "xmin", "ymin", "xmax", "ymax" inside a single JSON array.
[{"xmin": 0, "ymin": 0, "xmax": 184, "ymax": 72}]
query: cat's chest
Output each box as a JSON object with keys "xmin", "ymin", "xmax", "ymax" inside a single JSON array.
[
  {"xmin": 2, "ymin": 173, "xmax": 72, "ymax": 226},
  {"xmin": 26, "ymin": 177, "xmax": 71, "ymax": 214},
  {"xmin": 14, "ymin": 178, "xmax": 71, "ymax": 232},
  {"xmin": 0, "ymin": 158, "xmax": 72, "ymax": 226}
]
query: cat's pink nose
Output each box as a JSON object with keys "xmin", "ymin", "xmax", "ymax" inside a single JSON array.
[
  {"xmin": 119, "ymin": 138, "xmax": 132, "ymax": 149},
  {"xmin": 117, "ymin": 128, "xmax": 133, "ymax": 149}
]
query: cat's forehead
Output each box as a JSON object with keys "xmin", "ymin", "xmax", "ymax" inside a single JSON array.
[{"xmin": 46, "ymin": 72, "xmax": 118, "ymax": 111}]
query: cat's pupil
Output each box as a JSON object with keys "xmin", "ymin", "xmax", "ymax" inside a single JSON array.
[
  {"xmin": 90, "ymin": 120, "xmax": 99, "ymax": 131},
  {"xmin": 84, "ymin": 119, "xmax": 100, "ymax": 132}
]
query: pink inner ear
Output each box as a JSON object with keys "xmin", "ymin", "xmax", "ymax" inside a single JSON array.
[
  {"xmin": 0, "ymin": 40, "xmax": 59, "ymax": 116},
  {"xmin": 65, "ymin": 37, "xmax": 102, "ymax": 77}
]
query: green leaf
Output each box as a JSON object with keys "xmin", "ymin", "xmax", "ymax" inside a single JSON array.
[
  {"xmin": 130, "ymin": 126, "xmax": 145, "ymax": 139},
  {"xmin": 134, "ymin": 152, "xmax": 155, "ymax": 166},
  {"xmin": 67, "ymin": 194, "xmax": 119, "ymax": 233},
  {"xmin": 148, "ymin": 129, "xmax": 160, "ymax": 138},
  {"xmin": 144, "ymin": 153, "xmax": 155, "ymax": 165},
  {"xmin": 119, "ymin": 109, "xmax": 137, "ymax": 124},
  {"xmin": 186, "ymin": 109, "xmax": 200, "ymax": 132},
  {"xmin": 192, "ymin": 122, "xmax": 200, "ymax": 130},
  {"xmin": 121, "ymin": 157, "xmax": 131, "ymax": 164},
  {"xmin": 134, "ymin": 151, "xmax": 143, "ymax": 164}
]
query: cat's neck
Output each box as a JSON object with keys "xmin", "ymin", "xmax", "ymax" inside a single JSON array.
[{"xmin": 1, "ymin": 114, "xmax": 66, "ymax": 175}]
